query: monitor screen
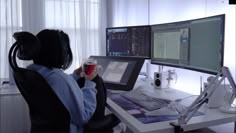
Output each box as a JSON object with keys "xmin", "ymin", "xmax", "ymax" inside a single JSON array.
[
  {"xmin": 89, "ymin": 56, "xmax": 144, "ymax": 91},
  {"xmin": 151, "ymin": 14, "xmax": 225, "ymax": 74},
  {"xmin": 106, "ymin": 25, "xmax": 151, "ymax": 59}
]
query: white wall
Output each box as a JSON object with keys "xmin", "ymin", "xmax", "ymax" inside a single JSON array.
[
  {"xmin": 106, "ymin": 0, "xmax": 149, "ymax": 27},
  {"xmin": 106, "ymin": 0, "xmax": 236, "ymax": 94}
]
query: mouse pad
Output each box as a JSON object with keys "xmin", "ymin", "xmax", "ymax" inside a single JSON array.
[{"xmin": 108, "ymin": 92, "xmax": 204, "ymax": 124}]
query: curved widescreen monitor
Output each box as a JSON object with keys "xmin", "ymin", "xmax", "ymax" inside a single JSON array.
[
  {"xmin": 151, "ymin": 14, "xmax": 225, "ymax": 74},
  {"xmin": 106, "ymin": 25, "xmax": 151, "ymax": 59}
]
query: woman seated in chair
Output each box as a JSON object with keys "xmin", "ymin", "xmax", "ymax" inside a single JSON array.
[{"xmin": 28, "ymin": 29, "xmax": 104, "ymax": 133}]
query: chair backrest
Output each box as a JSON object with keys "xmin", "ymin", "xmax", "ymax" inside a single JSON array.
[
  {"xmin": 9, "ymin": 32, "xmax": 70, "ymax": 132},
  {"xmin": 14, "ymin": 68, "xmax": 70, "ymax": 132}
]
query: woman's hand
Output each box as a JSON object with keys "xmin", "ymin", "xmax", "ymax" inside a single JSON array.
[
  {"xmin": 74, "ymin": 66, "xmax": 83, "ymax": 76},
  {"xmin": 75, "ymin": 65, "xmax": 97, "ymax": 80},
  {"xmin": 84, "ymin": 67, "xmax": 98, "ymax": 81}
]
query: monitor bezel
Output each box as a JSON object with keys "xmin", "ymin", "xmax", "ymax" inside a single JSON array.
[
  {"xmin": 106, "ymin": 25, "xmax": 151, "ymax": 59},
  {"xmin": 151, "ymin": 14, "xmax": 225, "ymax": 75}
]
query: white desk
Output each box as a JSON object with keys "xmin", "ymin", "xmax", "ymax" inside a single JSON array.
[
  {"xmin": 0, "ymin": 78, "xmax": 20, "ymax": 95},
  {"xmin": 0, "ymin": 78, "xmax": 30, "ymax": 133},
  {"xmin": 107, "ymin": 80, "xmax": 236, "ymax": 133}
]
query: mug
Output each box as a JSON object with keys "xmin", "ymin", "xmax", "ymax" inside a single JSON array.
[{"xmin": 83, "ymin": 58, "xmax": 102, "ymax": 76}]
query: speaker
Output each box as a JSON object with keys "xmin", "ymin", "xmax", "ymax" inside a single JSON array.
[{"xmin": 154, "ymin": 72, "xmax": 168, "ymax": 89}]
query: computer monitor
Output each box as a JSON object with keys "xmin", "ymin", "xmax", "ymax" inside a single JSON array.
[
  {"xmin": 89, "ymin": 56, "xmax": 145, "ymax": 91},
  {"xmin": 151, "ymin": 14, "xmax": 225, "ymax": 74},
  {"xmin": 106, "ymin": 25, "xmax": 151, "ymax": 59}
]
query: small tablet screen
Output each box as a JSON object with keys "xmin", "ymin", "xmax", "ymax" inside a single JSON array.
[{"xmin": 89, "ymin": 56, "xmax": 144, "ymax": 91}]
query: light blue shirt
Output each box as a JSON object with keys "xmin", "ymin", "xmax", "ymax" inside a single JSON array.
[{"xmin": 28, "ymin": 64, "xmax": 97, "ymax": 133}]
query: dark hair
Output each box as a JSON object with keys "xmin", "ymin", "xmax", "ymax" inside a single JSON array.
[{"xmin": 33, "ymin": 29, "xmax": 73, "ymax": 70}]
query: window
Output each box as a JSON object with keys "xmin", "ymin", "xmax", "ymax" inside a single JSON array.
[
  {"xmin": 44, "ymin": 0, "xmax": 101, "ymax": 73},
  {"xmin": 0, "ymin": 0, "xmax": 22, "ymax": 78}
]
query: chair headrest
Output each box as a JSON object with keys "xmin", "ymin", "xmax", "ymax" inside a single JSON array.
[{"xmin": 13, "ymin": 32, "xmax": 40, "ymax": 60}]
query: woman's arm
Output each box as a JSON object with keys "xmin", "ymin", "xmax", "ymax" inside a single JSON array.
[
  {"xmin": 30, "ymin": 65, "xmax": 97, "ymax": 128},
  {"xmin": 50, "ymin": 73, "xmax": 97, "ymax": 127}
]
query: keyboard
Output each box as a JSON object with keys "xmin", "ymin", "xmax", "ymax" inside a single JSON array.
[
  {"xmin": 145, "ymin": 101, "xmax": 187, "ymax": 116},
  {"xmin": 121, "ymin": 90, "xmax": 172, "ymax": 111}
]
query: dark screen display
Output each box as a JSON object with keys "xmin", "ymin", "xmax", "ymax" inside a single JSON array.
[{"xmin": 106, "ymin": 26, "xmax": 151, "ymax": 58}]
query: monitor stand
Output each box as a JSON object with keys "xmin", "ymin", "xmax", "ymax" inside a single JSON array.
[{"xmin": 139, "ymin": 60, "xmax": 152, "ymax": 81}]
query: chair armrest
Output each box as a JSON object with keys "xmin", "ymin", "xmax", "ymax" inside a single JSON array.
[{"xmin": 84, "ymin": 114, "xmax": 120, "ymax": 132}]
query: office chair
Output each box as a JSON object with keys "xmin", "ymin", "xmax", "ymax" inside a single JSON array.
[
  {"xmin": 8, "ymin": 31, "xmax": 120, "ymax": 133},
  {"xmin": 8, "ymin": 32, "xmax": 70, "ymax": 132},
  {"xmin": 77, "ymin": 77, "xmax": 120, "ymax": 133}
]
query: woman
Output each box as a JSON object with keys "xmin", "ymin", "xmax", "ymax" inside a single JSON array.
[{"xmin": 28, "ymin": 29, "xmax": 97, "ymax": 133}]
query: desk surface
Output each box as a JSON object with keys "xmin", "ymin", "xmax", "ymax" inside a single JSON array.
[{"xmin": 107, "ymin": 79, "xmax": 236, "ymax": 133}]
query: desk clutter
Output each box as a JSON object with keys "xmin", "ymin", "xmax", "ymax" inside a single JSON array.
[{"xmin": 108, "ymin": 90, "xmax": 204, "ymax": 124}]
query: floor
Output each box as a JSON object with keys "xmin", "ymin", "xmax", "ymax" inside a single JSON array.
[{"xmin": 0, "ymin": 93, "xmax": 30, "ymax": 133}]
